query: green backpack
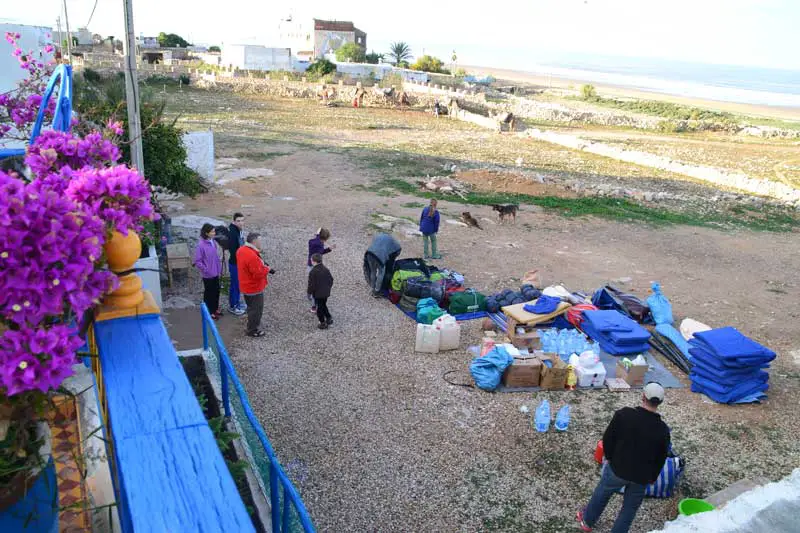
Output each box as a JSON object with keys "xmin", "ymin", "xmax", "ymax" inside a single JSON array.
[
  {"xmin": 448, "ymin": 289, "xmax": 487, "ymax": 315},
  {"xmin": 391, "ymin": 269, "xmax": 426, "ymax": 291}
]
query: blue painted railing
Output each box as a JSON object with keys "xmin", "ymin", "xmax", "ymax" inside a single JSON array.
[
  {"xmin": 0, "ymin": 63, "xmax": 73, "ymax": 160},
  {"xmin": 201, "ymin": 303, "xmax": 316, "ymax": 533},
  {"xmin": 94, "ymin": 313, "xmax": 255, "ymax": 532}
]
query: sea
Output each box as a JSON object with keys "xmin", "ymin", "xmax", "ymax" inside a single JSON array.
[{"xmin": 485, "ymin": 52, "xmax": 800, "ymax": 108}]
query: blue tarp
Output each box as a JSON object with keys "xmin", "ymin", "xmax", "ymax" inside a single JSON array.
[
  {"xmin": 581, "ymin": 310, "xmax": 651, "ymax": 355},
  {"xmin": 688, "ymin": 327, "xmax": 774, "ymax": 404}
]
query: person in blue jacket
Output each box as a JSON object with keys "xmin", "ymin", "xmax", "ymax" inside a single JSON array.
[{"xmin": 419, "ymin": 198, "xmax": 442, "ymax": 259}]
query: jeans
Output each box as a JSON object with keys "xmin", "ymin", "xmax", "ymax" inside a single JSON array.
[
  {"xmin": 229, "ymin": 263, "xmax": 241, "ymax": 309},
  {"xmin": 202, "ymin": 277, "xmax": 220, "ymax": 314},
  {"xmin": 422, "ymin": 233, "xmax": 439, "ymax": 258},
  {"xmin": 243, "ymin": 292, "xmax": 264, "ymax": 335},
  {"xmin": 314, "ymin": 297, "xmax": 332, "ymax": 324},
  {"xmin": 583, "ymin": 464, "xmax": 646, "ymax": 533}
]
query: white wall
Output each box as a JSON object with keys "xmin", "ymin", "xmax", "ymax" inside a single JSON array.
[
  {"xmin": 182, "ymin": 131, "xmax": 214, "ymax": 182},
  {"xmin": 0, "ymin": 24, "xmax": 55, "ymax": 149},
  {"xmin": 221, "ymin": 45, "xmax": 292, "ymax": 71}
]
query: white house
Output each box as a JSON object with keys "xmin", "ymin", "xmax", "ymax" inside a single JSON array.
[
  {"xmin": 221, "ymin": 45, "xmax": 292, "ymax": 71},
  {"xmin": 0, "ymin": 23, "xmax": 55, "ymax": 150}
]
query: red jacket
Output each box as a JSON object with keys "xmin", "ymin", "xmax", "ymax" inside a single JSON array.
[{"xmin": 236, "ymin": 244, "xmax": 270, "ymax": 295}]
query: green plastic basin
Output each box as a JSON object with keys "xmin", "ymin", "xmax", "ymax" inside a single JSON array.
[{"xmin": 678, "ymin": 498, "xmax": 715, "ymax": 516}]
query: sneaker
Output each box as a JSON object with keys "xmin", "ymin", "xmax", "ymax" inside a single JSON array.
[
  {"xmin": 230, "ymin": 307, "xmax": 246, "ymax": 316},
  {"xmin": 310, "ymin": 306, "xmax": 317, "ymax": 314},
  {"xmin": 317, "ymin": 322, "xmax": 328, "ymax": 330},
  {"xmin": 576, "ymin": 510, "xmax": 592, "ymax": 532},
  {"xmin": 326, "ymin": 318, "xmax": 333, "ymax": 326},
  {"xmin": 431, "ymin": 254, "xmax": 443, "ymax": 260},
  {"xmin": 237, "ymin": 302, "xmax": 247, "ymax": 311}
]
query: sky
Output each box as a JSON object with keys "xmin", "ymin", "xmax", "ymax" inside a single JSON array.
[{"xmin": 2, "ymin": 0, "xmax": 798, "ymax": 71}]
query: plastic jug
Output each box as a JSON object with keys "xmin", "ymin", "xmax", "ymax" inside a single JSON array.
[
  {"xmin": 415, "ymin": 324, "xmax": 440, "ymax": 353},
  {"xmin": 534, "ymin": 399, "xmax": 550, "ymax": 432},
  {"xmin": 434, "ymin": 315, "xmax": 461, "ymax": 351},
  {"xmin": 555, "ymin": 405, "xmax": 570, "ymax": 431}
]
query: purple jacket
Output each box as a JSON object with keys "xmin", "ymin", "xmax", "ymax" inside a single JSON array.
[
  {"xmin": 193, "ymin": 238, "xmax": 222, "ymax": 279},
  {"xmin": 307, "ymin": 235, "xmax": 332, "ymax": 267}
]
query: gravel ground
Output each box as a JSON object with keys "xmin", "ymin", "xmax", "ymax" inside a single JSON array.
[{"xmin": 162, "ymin": 101, "xmax": 800, "ymax": 533}]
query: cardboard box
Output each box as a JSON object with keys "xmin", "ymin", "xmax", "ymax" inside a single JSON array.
[
  {"xmin": 502, "ymin": 358, "xmax": 542, "ymax": 388},
  {"xmin": 539, "ymin": 354, "xmax": 568, "ymax": 390},
  {"xmin": 507, "ymin": 317, "xmax": 542, "ymax": 350},
  {"xmin": 616, "ymin": 361, "xmax": 647, "ymax": 387}
]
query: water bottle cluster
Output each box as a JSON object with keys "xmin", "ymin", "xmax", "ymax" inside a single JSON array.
[{"xmin": 540, "ymin": 328, "xmax": 600, "ymax": 361}]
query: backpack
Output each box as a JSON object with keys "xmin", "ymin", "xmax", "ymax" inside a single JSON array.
[
  {"xmin": 448, "ymin": 289, "xmax": 487, "ymax": 315},
  {"xmin": 393, "ymin": 258, "xmax": 433, "ymax": 278},
  {"xmin": 416, "ymin": 298, "xmax": 446, "ymax": 325},
  {"xmin": 391, "ymin": 269, "xmax": 426, "ymax": 291},
  {"xmin": 605, "ymin": 453, "xmax": 684, "ymax": 498},
  {"xmin": 398, "ymin": 293, "xmax": 420, "ymax": 314}
]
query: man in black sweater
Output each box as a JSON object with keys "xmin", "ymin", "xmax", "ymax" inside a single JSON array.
[
  {"xmin": 227, "ymin": 213, "xmax": 246, "ymax": 315},
  {"xmin": 577, "ymin": 383, "xmax": 671, "ymax": 533}
]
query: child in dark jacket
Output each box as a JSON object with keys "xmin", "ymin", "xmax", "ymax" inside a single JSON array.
[
  {"xmin": 307, "ymin": 253, "xmax": 334, "ymax": 329},
  {"xmin": 306, "ymin": 228, "xmax": 335, "ymax": 312}
]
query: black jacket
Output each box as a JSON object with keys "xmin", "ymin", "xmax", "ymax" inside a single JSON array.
[
  {"xmin": 603, "ymin": 407, "xmax": 670, "ymax": 485},
  {"xmin": 228, "ymin": 224, "xmax": 243, "ymax": 265},
  {"xmin": 307, "ymin": 263, "xmax": 333, "ymax": 299}
]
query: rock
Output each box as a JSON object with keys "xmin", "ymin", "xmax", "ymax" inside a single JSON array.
[
  {"xmin": 616, "ymin": 277, "xmax": 633, "ymax": 284},
  {"xmin": 374, "ymin": 221, "xmax": 395, "ymax": 231},
  {"xmin": 163, "ymin": 296, "xmax": 196, "ymax": 309},
  {"xmin": 222, "ymin": 188, "xmax": 241, "ymax": 198},
  {"xmin": 643, "ymin": 192, "xmax": 655, "ymax": 202},
  {"xmin": 445, "ymin": 219, "xmax": 469, "ymax": 227}
]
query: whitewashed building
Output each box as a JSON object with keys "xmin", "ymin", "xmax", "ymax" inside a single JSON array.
[{"xmin": 221, "ymin": 45, "xmax": 292, "ymax": 71}]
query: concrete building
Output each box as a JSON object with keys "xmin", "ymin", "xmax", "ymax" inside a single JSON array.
[
  {"xmin": 221, "ymin": 45, "xmax": 292, "ymax": 71},
  {"xmin": 137, "ymin": 36, "xmax": 159, "ymax": 49},
  {"xmin": 313, "ymin": 19, "xmax": 366, "ymax": 59},
  {"xmin": 277, "ymin": 17, "xmax": 366, "ymax": 61},
  {"xmin": 0, "ymin": 23, "xmax": 55, "ymax": 151}
]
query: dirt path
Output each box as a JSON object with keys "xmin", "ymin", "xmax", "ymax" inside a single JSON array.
[{"xmin": 164, "ymin": 103, "xmax": 800, "ymax": 533}]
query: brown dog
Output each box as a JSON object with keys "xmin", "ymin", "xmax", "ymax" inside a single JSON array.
[
  {"xmin": 461, "ymin": 211, "xmax": 483, "ymax": 230},
  {"xmin": 492, "ymin": 204, "xmax": 518, "ymax": 224}
]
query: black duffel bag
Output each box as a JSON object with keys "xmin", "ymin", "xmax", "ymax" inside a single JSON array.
[{"xmin": 403, "ymin": 278, "xmax": 444, "ymax": 303}]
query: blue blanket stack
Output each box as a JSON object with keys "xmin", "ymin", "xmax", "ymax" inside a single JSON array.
[
  {"xmin": 688, "ymin": 327, "xmax": 775, "ymax": 403},
  {"xmin": 580, "ymin": 310, "xmax": 651, "ymax": 355}
]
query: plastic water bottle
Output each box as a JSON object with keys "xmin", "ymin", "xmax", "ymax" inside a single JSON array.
[
  {"xmin": 534, "ymin": 399, "xmax": 551, "ymax": 432},
  {"xmin": 555, "ymin": 405, "xmax": 570, "ymax": 431},
  {"xmin": 592, "ymin": 341, "xmax": 601, "ymax": 356}
]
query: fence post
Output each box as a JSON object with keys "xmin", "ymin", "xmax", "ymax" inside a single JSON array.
[
  {"xmin": 201, "ymin": 304, "xmax": 209, "ymax": 351},
  {"xmin": 270, "ymin": 463, "xmax": 280, "ymax": 533},
  {"xmin": 220, "ymin": 356, "xmax": 231, "ymax": 417},
  {"xmin": 282, "ymin": 488, "xmax": 291, "ymax": 533}
]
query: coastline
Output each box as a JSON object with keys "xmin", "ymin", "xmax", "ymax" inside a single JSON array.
[{"xmin": 463, "ymin": 65, "xmax": 800, "ymax": 121}]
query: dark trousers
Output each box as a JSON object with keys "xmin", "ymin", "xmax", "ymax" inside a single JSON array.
[
  {"xmin": 314, "ymin": 297, "xmax": 331, "ymax": 324},
  {"xmin": 243, "ymin": 293, "xmax": 264, "ymax": 334},
  {"xmin": 229, "ymin": 263, "xmax": 241, "ymax": 309},
  {"xmin": 583, "ymin": 464, "xmax": 646, "ymax": 533},
  {"xmin": 202, "ymin": 277, "xmax": 220, "ymax": 314}
]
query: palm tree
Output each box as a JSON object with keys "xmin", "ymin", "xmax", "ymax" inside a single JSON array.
[{"xmin": 388, "ymin": 42, "xmax": 412, "ymax": 66}]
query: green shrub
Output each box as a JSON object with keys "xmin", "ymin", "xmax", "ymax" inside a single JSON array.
[
  {"xmin": 73, "ymin": 71, "xmax": 201, "ymax": 196},
  {"xmin": 306, "ymin": 59, "xmax": 336, "ymax": 78},
  {"xmin": 178, "ymin": 74, "xmax": 190, "ymax": 85},
  {"xmin": 335, "ymin": 42, "xmax": 365, "ymax": 63},
  {"xmin": 411, "ymin": 55, "xmax": 446, "ymax": 73},
  {"xmin": 581, "ymin": 84, "xmax": 597, "ymax": 100}
]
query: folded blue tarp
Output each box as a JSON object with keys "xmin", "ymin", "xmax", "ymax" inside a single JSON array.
[
  {"xmin": 690, "ymin": 376, "xmax": 769, "ymax": 404},
  {"xmin": 690, "ymin": 327, "xmax": 776, "ymax": 366},
  {"xmin": 654, "ymin": 324, "xmax": 692, "ymax": 361},
  {"xmin": 689, "ymin": 348, "xmax": 769, "ymax": 376},
  {"xmin": 581, "ymin": 310, "xmax": 651, "ymax": 355}
]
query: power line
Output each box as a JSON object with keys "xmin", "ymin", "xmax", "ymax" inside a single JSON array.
[{"xmin": 86, "ymin": 0, "xmax": 100, "ymax": 27}]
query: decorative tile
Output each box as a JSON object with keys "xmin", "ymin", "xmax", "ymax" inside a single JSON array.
[{"xmin": 47, "ymin": 395, "xmax": 92, "ymax": 532}]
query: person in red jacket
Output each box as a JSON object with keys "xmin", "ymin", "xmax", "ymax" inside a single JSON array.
[{"xmin": 236, "ymin": 233, "xmax": 273, "ymax": 337}]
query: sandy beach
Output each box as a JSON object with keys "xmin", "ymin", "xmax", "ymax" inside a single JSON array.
[{"xmin": 464, "ymin": 65, "xmax": 800, "ymax": 121}]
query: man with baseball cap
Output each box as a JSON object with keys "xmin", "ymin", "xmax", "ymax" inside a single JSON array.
[{"xmin": 577, "ymin": 382, "xmax": 671, "ymax": 533}]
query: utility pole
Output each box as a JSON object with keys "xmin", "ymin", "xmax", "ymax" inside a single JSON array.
[
  {"xmin": 62, "ymin": 0, "xmax": 72, "ymax": 60},
  {"xmin": 122, "ymin": 0, "xmax": 145, "ymax": 171},
  {"xmin": 56, "ymin": 16, "xmax": 62, "ymax": 55}
]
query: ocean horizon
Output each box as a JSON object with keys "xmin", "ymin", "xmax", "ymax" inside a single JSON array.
[{"xmin": 466, "ymin": 51, "xmax": 800, "ymax": 108}]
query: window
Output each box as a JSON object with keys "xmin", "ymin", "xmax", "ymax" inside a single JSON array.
[{"xmin": 357, "ymin": 37, "xmax": 362, "ymax": 44}]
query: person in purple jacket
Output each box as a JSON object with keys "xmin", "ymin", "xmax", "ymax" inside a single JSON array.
[
  {"xmin": 307, "ymin": 228, "xmax": 335, "ymax": 312},
  {"xmin": 419, "ymin": 198, "xmax": 441, "ymax": 259},
  {"xmin": 193, "ymin": 223, "xmax": 223, "ymax": 319}
]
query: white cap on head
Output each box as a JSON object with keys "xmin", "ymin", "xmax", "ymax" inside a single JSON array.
[{"xmin": 643, "ymin": 382, "xmax": 665, "ymax": 404}]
